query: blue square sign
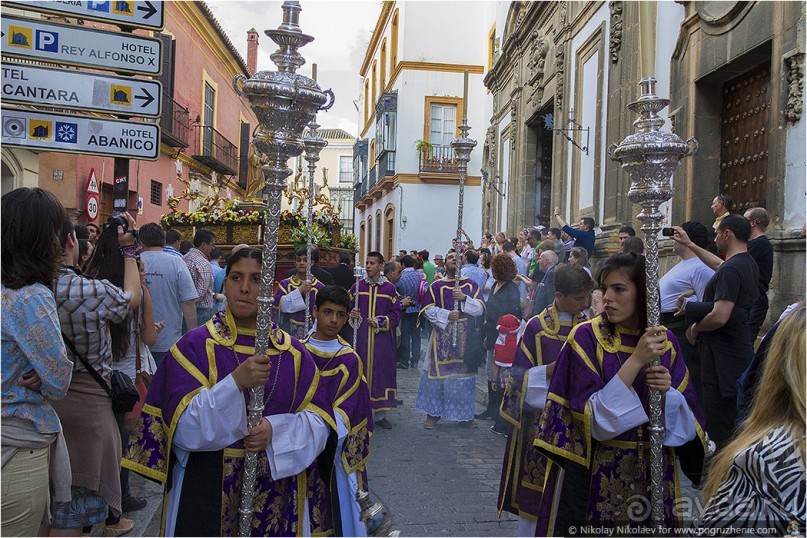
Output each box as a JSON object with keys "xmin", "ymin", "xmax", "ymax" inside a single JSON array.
[
  {"xmin": 87, "ymin": 1, "xmax": 111, "ymax": 13},
  {"xmin": 55, "ymin": 122, "xmax": 78, "ymax": 144}
]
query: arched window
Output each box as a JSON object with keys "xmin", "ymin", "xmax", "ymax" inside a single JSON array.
[
  {"xmin": 375, "ymin": 210, "xmax": 382, "ymax": 253},
  {"xmin": 380, "ymin": 39, "xmax": 387, "ymax": 92},
  {"xmin": 359, "ymin": 222, "xmax": 366, "ymax": 261},
  {"xmin": 391, "ymin": 11, "xmax": 399, "ymax": 68},
  {"xmin": 384, "ymin": 205, "xmax": 395, "ymax": 261},
  {"xmin": 371, "ymin": 62, "xmax": 377, "ymax": 109},
  {"xmin": 367, "ymin": 215, "xmax": 373, "ymax": 255}
]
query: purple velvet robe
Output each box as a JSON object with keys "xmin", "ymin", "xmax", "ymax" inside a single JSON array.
[
  {"xmin": 533, "ymin": 317, "xmax": 707, "ymax": 534},
  {"xmin": 497, "ymin": 304, "xmax": 585, "ymax": 521},
  {"xmin": 273, "ymin": 276, "xmax": 325, "ymax": 340},
  {"xmin": 122, "ymin": 310, "xmax": 336, "ymax": 537},
  {"xmin": 421, "ymin": 276, "xmax": 482, "ymax": 378},
  {"xmin": 302, "ymin": 336, "xmax": 374, "ymax": 535},
  {"xmin": 349, "ymin": 277, "xmax": 402, "ymax": 411}
]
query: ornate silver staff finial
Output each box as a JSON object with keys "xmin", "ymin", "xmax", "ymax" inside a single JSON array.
[
  {"xmin": 449, "ymin": 72, "xmax": 477, "ymax": 347},
  {"xmin": 303, "ymin": 118, "xmax": 328, "ymax": 334},
  {"xmin": 608, "ymin": 76, "xmax": 698, "ymax": 528},
  {"xmin": 232, "ymin": 2, "xmax": 334, "ymax": 535}
]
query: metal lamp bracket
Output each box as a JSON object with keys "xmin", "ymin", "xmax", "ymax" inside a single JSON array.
[{"xmin": 554, "ymin": 118, "xmax": 589, "ymax": 155}]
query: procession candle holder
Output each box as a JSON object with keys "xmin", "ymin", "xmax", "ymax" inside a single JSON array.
[
  {"xmin": 449, "ymin": 116, "xmax": 477, "ymax": 347},
  {"xmin": 303, "ymin": 119, "xmax": 327, "ymax": 334},
  {"xmin": 232, "ymin": 2, "xmax": 333, "ymax": 535},
  {"xmin": 608, "ymin": 76, "xmax": 698, "ymax": 528},
  {"xmin": 350, "ymin": 253, "xmax": 362, "ymax": 347}
]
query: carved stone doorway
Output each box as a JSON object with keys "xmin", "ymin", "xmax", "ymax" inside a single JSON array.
[{"xmin": 719, "ymin": 62, "xmax": 771, "ymax": 210}]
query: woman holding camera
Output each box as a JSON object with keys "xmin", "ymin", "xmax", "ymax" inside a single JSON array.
[
  {"xmin": 1, "ymin": 188, "xmax": 74, "ymax": 536},
  {"xmin": 86, "ymin": 217, "xmax": 159, "ymax": 526},
  {"xmin": 50, "ymin": 213, "xmax": 141, "ymax": 537}
]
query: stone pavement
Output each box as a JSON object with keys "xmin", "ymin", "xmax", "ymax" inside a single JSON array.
[
  {"xmin": 366, "ymin": 362, "xmax": 518, "ymax": 537},
  {"xmin": 128, "ymin": 346, "xmax": 517, "ymax": 537}
]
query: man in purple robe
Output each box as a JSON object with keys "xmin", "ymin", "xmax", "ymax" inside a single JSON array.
[
  {"xmin": 534, "ymin": 315, "xmax": 707, "ymax": 533},
  {"xmin": 122, "ymin": 249, "xmax": 336, "ymax": 536},
  {"xmin": 414, "ymin": 250, "xmax": 484, "ymax": 428},
  {"xmin": 302, "ymin": 285, "xmax": 373, "ymax": 536},
  {"xmin": 497, "ymin": 264, "xmax": 592, "ymax": 536},
  {"xmin": 349, "ymin": 252, "xmax": 402, "ymax": 429},
  {"xmin": 274, "ymin": 246, "xmax": 325, "ymax": 340}
]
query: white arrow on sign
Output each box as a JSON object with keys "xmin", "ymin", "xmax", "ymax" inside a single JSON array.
[
  {"xmin": 2, "ymin": 63, "xmax": 162, "ymax": 118},
  {"xmin": 2, "ymin": 108, "xmax": 160, "ymax": 161},
  {"xmin": 4, "ymin": 1, "xmax": 165, "ymax": 31},
  {"xmin": 2, "ymin": 16, "xmax": 162, "ymax": 76}
]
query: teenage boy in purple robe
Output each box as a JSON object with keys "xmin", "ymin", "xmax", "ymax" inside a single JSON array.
[
  {"xmin": 123, "ymin": 248, "xmax": 336, "ymax": 536},
  {"xmin": 497, "ymin": 264, "xmax": 592, "ymax": 536},
  {"xmin": 414, "ymin": 250, "xmax": 484, "ymax": 429},
  {"xmin": 274, "ymin": 246, "xmax": 325, "ymax": 340},
  {"xmin": 533, "ymin": 253, "xmax": 707, "ymax": 534},
  {"xmin": 302, "ymin": 285, "xmax": 373, "ymax": 536},
  {"xmin": 349, "ymin": 252, "xmax": 402, "ymax": 429}
]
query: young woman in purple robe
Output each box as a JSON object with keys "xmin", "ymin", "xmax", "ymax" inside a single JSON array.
[
  {"xmin": 497, "ymin": 264, "xmax": 593, "ymax": 536},
  {"xmin": 123, "ymin": 248, "xmax": 335, "ymax": 536},
  {"xmin": 533, "ymin": 253, "xmax": 707, "ymax": 534}
]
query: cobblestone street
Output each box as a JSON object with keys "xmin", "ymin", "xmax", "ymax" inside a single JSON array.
[{"xmin": 366, "ymin": 358, "xmax": 518, "ymax": 537}]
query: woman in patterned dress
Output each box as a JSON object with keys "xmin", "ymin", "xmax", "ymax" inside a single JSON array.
[{"xmin": 697, "ymin": 304, "xmax": 805, "ymax": 535}]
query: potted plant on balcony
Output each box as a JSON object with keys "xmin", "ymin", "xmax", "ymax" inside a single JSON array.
[{"xmin": 415, "ymin": 139, "xmax": 433, "ymax": 162}]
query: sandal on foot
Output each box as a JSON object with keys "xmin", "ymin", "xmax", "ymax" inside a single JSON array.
[{"xmin": 103, "ymin": 518, "xmax": 133, "ymax": 537}]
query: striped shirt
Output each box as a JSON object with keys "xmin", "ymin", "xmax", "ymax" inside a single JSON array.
[{"xmin": 55, "ymin": 267, "xmax": 131, "ymax": 379}]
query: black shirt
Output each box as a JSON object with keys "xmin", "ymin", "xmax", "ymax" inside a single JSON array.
[
  {"xmin": 747, "ymin": 235, "xmax": 773, "ymax": 300},
  {"xmin": 701, "ymin": 252, "xmax": 759, "ymax": 339},
  {"xmin": 283, "ymin": 265, "xmax": 334, "ymax": 285}
]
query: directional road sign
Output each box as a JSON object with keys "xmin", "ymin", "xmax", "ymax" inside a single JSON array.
[
  {"xmin": 2, "ymin": 16, "xmax": 162, "ymax": 76},
  {"xmin": 2, "ymin": 108, "xmax": 160, "ymax": 160},
  {"xmin": 4, "ymin": 1, "xmax": 165, "ymax": 31},
  {"xmin": 2, "ymin": 63, "xmax": 162, "ymax": 117}
]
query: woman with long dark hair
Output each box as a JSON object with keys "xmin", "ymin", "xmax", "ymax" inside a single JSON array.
[
  {"xmin": 1, "ymin": 188, "xmax": 74, "ymax": 536},
  {"xmin": 533, "ymin": 253, "xmax": 707, "ymax": 534},
  {"xmin": 84, "ymin": 220, "xmax": 158, "ymax": 520}
]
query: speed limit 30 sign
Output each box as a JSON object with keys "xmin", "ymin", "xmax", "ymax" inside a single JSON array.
[{"xmin": 86, "ymin": 193, "xmax": 99, "ymax": 222}]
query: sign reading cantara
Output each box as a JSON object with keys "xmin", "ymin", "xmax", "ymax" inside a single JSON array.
[
  {"xmin": 2, "ymin": 63, "xmax": 162, "ymax": 117},
  {"xmin": 4, "ymin": 1, "xmax": 165, "ymax": 31},
  {"xmin": 2, "ymin": 16, "xmax": 162, "ymax": 76},
  {"xmin": 2, "ymin": 108, "xmax": 160, "ymax": 160}
]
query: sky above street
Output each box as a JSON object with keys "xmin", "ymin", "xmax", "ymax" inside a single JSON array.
[{"xmin": 208, "ymin": 0, "xmax": 382, "ymax": 136}]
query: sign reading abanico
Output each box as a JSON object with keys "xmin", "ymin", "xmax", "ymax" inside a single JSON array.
[
  {"xmin": 4, "ymin": 1, "xmax": 165, "ymax": 32},
  {"xmin": 2, "ymin": 16, "xmax": 161, "ymax": 76},
  {"xmin": 2, "ymin": 63, "xmax": 162, "ymax": 117},
  {"xmin": 2, "ymin": 108, "xmax": 160, "ymax": 160}
]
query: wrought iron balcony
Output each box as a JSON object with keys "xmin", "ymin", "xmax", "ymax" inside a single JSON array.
[
  {"xmin": 160, "ymin": 92, "xmax": 190, "ymax": 148},
  {"xmin": 418, "ymin": 144, "xmax": 461, "ymax": 174},
  {"xmin": 378, "ymin": 150, "xmax": 395, "ymax": 178},
  {"xmin": 369, "ymin": 166, "xmax": 377, "ymax": 189},
  {"xmin": 192, "ymin": 125, "xmax": 238, "ymax": 176}
]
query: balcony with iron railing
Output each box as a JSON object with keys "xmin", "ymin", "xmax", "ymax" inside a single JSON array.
[
  {"xmin": 192, "ymin": 124, "xmax": 238, "ymax": 176},
  {"xmin": 160, "ymin": 93, "xmax": 190, "ymax": 148},
  {"xmin": 369, "ymin": 166, "xmax": 377, "ymax": 190},
  {"xmin": 377, "ymin": 150, "xmax": 395, "ymax": 179},
  {"xmin": 418, "ymin": 144, "xmax": 462, "ymax": 174}
]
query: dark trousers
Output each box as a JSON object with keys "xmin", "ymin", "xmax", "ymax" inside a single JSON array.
[
  {"xmin": 398, "ymin": 313, "xmax": 421, "ymax": 366},
  {"xmin": 699, "ymin": 342, "xmax": 739, "ymax": 451}
]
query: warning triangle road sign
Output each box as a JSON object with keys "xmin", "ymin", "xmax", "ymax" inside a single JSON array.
[{"xmin": 86, "ymin": 168, "xmax": 100, "ymax": 194}]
